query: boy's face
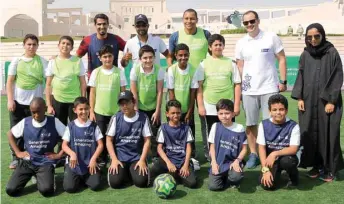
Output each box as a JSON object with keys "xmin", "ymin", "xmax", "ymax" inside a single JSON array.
[
  {"xmin": 175, "ymin": 50, "xmax": 189, "ymax": 68},
  {"xmin": 217, "ymin": 109, "xmax": 234, "ymax": 126},
  {"xmin": 269, "ymin": 103, "xmax": 288, "ymax": 124},
  {"xmin": 166, "ymin": 106, "xmax": 181, "ymax": 124},
  {"xmin": 209, "ymin": 40, "xmax": 224, "ymax": 57},
  {"xmin": 73, "ymin": 103, "xmax": 90, "ymax": 121},
  {"xmin": 58, "ymin": 39, "xmax": 73, "ymax": 55},
  {"xmin": 140, "ymin": 52, "xmax": 154, "ymax": 68},
  {"xmin": 100, "ymin": 53, "xmax": 114, "ymax": 68},
  {"xmin": 119, "ymin": 100, "xmax": 135, "ymax": 115},
  {"xmin": 30, "ymin": 103, "xmax": 46, "ymax": 123},
  {"xmin": 23, "ymin": 39, "xmax": 38, "ymax": 56}
]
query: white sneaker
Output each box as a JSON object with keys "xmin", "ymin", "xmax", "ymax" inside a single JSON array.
[
  {"xmin": 191, "ymin": 158, "xmax": 200, "ymax": 171},
  {"xmin": 31, "ymin": 175, "xmax": 37, "ymax": 184}
]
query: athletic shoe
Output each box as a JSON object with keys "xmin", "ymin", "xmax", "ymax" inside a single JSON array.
[
  {"xmin": 319, "ymin": 173, "xmax": 335, "ymax": 182},
  {"xmin": 9, "ymin": 159, "xmax": 18, "ymax": 169},
  {"xmin": 286, "ymin": 180, "xmax": 298, "ymax": 189},
  {"xmin": 191, "ymin": 158, "xmax": 200, "ymax": 171},
  {"xmin": 245, "ymin": 153, "xmax": 260, "ymax": 169},
  {"xmin": 229, "ymin": 184, "xmax": 240, "ymax": 189},
  {"xmin": 31, "ymin": 175, "xmax": 37, "ymax": 185},
  {"xmin": 306, "ymin": 168, "xmax": 320, "ymax": 178}
]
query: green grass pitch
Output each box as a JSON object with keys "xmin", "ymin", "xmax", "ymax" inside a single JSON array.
[{"xmin": 1, "ymin": 94, "xmax": 344, "ymax": 204}]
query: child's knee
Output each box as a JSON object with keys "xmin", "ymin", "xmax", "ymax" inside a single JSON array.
[
  {"xmin": 38, "ymin": 185, "xmax": 54, "ymax": 197},
  {"xmin": 280, "ymin": 156, "xmax": 298, "ymax": 169},
  {"xmin": 63, "ymin": 182, "xmax": 78, "ymax": 193},
  {"xmin": 208, "ymin": 182, "xmax": 223, "ymax": 191},
  {"xmin": 89, "ymin": 181, "xmax": 101, "ymax": 191},
  {"xmin": 133, "ymin": 176, "xmax": 148, "ymax": 188},
  {"xmin": 108, "ymin": 174, "xmax": 123, "ymax": 189},
  {"xmin": 228, "ymin": 170, "xmax": 243, "ymax": 184},
  {"xmin": 6, "ymin": 186, "xmax": 19, "ymax": 197},
  {"xmin": 185, "ymin": 178, "xmax": 197, "ymax": 189}
]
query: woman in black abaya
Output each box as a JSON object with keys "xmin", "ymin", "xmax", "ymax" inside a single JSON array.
[{"xmin": 291, "ymin": 23, "xmax": 344, "ymax": 182}]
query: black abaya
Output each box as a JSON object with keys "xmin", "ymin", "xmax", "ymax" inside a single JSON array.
[{"xmin": 291, "ymin": 47, "xmax": 344, "ymax": 175}]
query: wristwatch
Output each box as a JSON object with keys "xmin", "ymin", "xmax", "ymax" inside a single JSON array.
[
  {"xmin": 261, "ymin": 166, "xmax": 270, "ymax": 174},
  {"xmin": 279, "ymin": 80, "xmax": 287, "ymax": 85}
]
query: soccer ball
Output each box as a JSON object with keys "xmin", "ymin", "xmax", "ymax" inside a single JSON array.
[{"xmin": 153, "ymin": 173, "xmax": 177, "ymax": 199}]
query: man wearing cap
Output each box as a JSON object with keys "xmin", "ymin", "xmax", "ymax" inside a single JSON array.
[
  {"xmin": 106, "ymin": 90, "xmax": 152, "ymax": 188},
  {"xmin": 120, "ymin": 14, "xmax": 169, "ymax": 69}
]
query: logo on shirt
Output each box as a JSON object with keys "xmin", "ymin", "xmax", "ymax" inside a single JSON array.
[
  {"xmin": 242, "ymin": 74, "xmax": 252, "ymax": 91},
  {"xmin": 261, "ymin": 48, "xmax": 270, "ymax": 52},
  {"xmin": 84, "ymin": 127, "xmax": 95, "ymax": 137}
]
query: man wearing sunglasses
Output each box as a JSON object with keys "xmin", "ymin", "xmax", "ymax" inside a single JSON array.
[
  {"xmin": 120, "ymin": 14, "xmax": 169, "ymax": 69},
  {"xmin": 235, "ymin": 10, "xmax": 287, "ymax": 169}
]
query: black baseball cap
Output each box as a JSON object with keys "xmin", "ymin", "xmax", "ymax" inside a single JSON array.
[
  {"xmin": 134, "ymin": 14, "xmax": 148, "ymax": 25},
  {"xmin": 118, "ymin": 90, "xmax": 134, "ymax": 103}
]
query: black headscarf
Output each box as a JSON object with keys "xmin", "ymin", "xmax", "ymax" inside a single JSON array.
[{"xmin": 304, "ymin": 23, "xmax": 334, "ymax": 58}]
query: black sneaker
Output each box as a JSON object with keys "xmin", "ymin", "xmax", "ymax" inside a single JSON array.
[{"xmin": 307, "ymin": 168, "xmax": 320, "ymax": 178}]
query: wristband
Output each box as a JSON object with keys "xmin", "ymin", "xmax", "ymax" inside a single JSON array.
[{"xmin": 261, "ymin": 166, "xmax": 270, "ymax": 174}]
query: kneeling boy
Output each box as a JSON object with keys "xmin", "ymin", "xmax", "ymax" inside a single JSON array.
[
  {"xmin": 208, "ymin": 99, "xmax": 247, "ymax": 191},
  {"xmin": 62, "ymin": 97, "xmax": 104, "ymax": 193},
  {"xmin": 6, "ymin": 97, "xmax": 65, "ymax": 197},
  {"xmin": 258, "ymin": 94, "xmax": 300, "ymax": 190},
  {"xmin": 150, "ymin": 100, "xmax": 197, "ymax": 188},
  {"xmin": 106, "ymin": 90, "xmax": 152, "ymax": 188}
]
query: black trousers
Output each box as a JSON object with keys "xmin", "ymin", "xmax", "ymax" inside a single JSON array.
[
  {"xmin": 199, "ymin": 115, "xmax": 220, "ymax": 159},
  {"xmin": 150, "ymin": 158, "xmax": 197, "ymax": 188},
  {"xmin": 95, "ymin": 113, "xmax": 112, "ymax": 163},
  {"xmin": 52, "ymin": 96, "xmax": 76, "ymax": 126},
  {"xmin": 63, "ymin": 165, "xmax": 101, "ymax": 193},
  {"xmin": 108, "ymin": 161, "xmax": 149, "ymax": 188},
  {"xmin": 139, "ymin": 109, "xmax": 160, "ymax": 158},
  {"xmin": 6, "ymin": 160, "xmax": 55, "ymax": 197},
  {"xmin": 8, "ymin": 100, "xmax": 31, "ymax": 158},
  {"xmin": 260, "ymin": 155, "xmax": 299, "ymax": 190}
]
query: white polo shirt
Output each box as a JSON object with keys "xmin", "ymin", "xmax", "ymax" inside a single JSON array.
[
  {"xmin": 235, "ymin": 30, "xmax": 283, "ymax": 95},
  {"xmin": 123, "ymin": 34, "xmax": 167, "ymax": 68}
]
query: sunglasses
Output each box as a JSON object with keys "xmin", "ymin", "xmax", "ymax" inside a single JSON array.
[
  {"xmin": 306, "ymin": 34, "xmax": 321, "ymax": 41},
  {"xmin": 243, "ymin": 19, "xmax": 256, "ymax": 26},
  {"xmin": 135, "ymin": 24, "xmax": 148, "ymax": 28}
]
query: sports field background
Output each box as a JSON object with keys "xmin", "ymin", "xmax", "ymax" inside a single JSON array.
[{"xmin": 1, "ymin": 93, "xmax": 344, "ymax": 204}]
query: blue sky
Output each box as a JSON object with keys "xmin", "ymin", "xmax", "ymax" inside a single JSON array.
[{"xmin": 49, "ymin": 0, "xmax": 331, "ymax": 13}]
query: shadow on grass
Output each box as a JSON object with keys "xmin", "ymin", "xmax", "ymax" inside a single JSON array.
[{"xmin": 168, "ymin": 189, "xmax": 187, "ymax": 200}]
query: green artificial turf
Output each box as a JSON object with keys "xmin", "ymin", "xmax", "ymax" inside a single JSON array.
[{"xmin": 1, "ymin": 94, "xmax": 344, "ymax": 204}]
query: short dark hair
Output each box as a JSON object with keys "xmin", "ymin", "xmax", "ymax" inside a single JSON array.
[
  {"xmin": 166, "ymin": 99, "xmax": 182, "ymax": 112},
  {"xmin": 208, "ymin": 34, "xmax": 225, "ymax": 55},
  {"xmin": 23, "ymin": 34, "xmax": 39, "ymax": 44},
  {"xmin": 216, "ymin": 99, "xmax": 234, "ymax": 112},
  {"xmin": 99, "ymin": 44, "xmax": 114, "ymax": 57},
  {"xmin": 139, "ymin": 45, "xmax": 155, "ymax": 59},
  {"xmin": 94, "ymin": 13, "xmax": 109, "ymax": 24},
  {"xmin": 243, "ymin": 10, "xmax": 260, "ymax": 20},
  {"xmin": 30, "ymin": 97, "xmax": 46, "ymax": 107},
  {"xmin": 175, "ymin": 43, "xmax": 190, "ymax": 54},
  {"xmin": 74, "ymin": 97, "xmax": 89, "ymax": 108},
  {"xmin": 59, "ymin": 35, "xmax": 74, "ymax": 47},
  {"xmin": 183, "ymin": 8, "xmax": 198, "ymax": 19},
  {"xmin": 268, "ymin": 94, "xmax": 288, "ymax": 110}
]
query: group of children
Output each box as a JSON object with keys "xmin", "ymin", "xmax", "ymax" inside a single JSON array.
[{"xmin": 6, "ymin": 33, "xmax": 301, "ymax": 197}]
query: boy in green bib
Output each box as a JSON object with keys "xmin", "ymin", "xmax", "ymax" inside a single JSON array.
[
  {"xmin": 196, "ymin": 34, "xmax": 242, "ymax": 161},
  {"xmin": 46, "ymin": 36, "xmax": 87, "ymax": 126},
  {"xmin": 166, "ymin": 43, "xmax": 199, "ymax": 163},
  {"xmin": 88, "ymin": 45, "xmax": 127, "ymax": 166},
  {"xmin": 6, "ymin": 34, "xmax": 48, "ymax": 169},
  {"xmin": 130, "ymin": 45, "xmax": 165, "ymax": 159}
]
